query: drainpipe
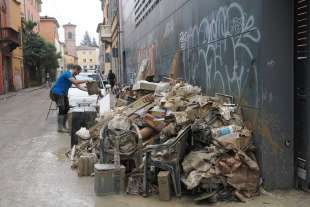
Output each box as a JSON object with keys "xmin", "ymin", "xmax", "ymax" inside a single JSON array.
[
  {"xmin": 23, "ymin": 0, "xmax": 26, "ymax": 21},
  {"xmin": 116, "ymin": 0, "xmax": 123, "ymax": 84},
  {"xmin": 22, "ymin": 0, "xmax": 27, "ymax": 87}
]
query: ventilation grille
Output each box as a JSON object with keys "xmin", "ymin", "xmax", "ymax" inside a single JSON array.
[
  {"xmin": 134, "ymin": 0, "xmax": 161, "ymax": 27},
  {"xmin": 295, "ymin": 0, "xmax": 309, "ymax": 61}
]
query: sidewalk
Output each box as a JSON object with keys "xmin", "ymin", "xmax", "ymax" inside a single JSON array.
[{"xmin": 0, "ymin": 85, "xmax": 46, "ymax": 101}]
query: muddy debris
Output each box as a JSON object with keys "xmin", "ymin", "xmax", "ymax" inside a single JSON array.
[{"xmin": 68, "ymin": 80, "xmax": 261, "ymax": 204}]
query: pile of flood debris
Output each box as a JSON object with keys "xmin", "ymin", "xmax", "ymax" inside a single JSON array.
[{"xmin": 70, "ymin": 80, "xmax": 261, "ymax": 203}]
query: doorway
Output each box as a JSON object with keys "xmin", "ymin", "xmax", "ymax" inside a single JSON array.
[{"xmin": 2, "ymin": 56, "xmax": 13, "ymax": 93}]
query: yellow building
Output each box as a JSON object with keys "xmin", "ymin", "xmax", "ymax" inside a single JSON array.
[
  {"xmin": 64, "ymin": 54, "xmax": 77, "ymax": 68},
  {"xmin": 10, "ymin": 0, "xmax": 24, "ymax": 90},
  {"xmin": 77, "ymin": 46, "xmax": 99, "ymax": 71}
]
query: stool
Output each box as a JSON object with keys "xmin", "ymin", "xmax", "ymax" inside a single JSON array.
[{"xmin": 46, "ymin": 100, "xmax": 58, "ymax": 120}]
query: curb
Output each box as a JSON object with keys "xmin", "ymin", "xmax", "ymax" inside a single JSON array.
[
  {"xmin": 0, "ymin": 85, "xmax": 46, "ymax": 102},
  {"xmin": 23, "ymin": 85, "xmax": 46, "ymax": 93},
  {"xmin": 0, "ymin": 93, "xmax": 17, "ymax": 101}
]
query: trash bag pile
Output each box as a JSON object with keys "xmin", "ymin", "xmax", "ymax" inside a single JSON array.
[{"xmin": 71, "ymin": 80, "xmax": 261, "ymax": 203}]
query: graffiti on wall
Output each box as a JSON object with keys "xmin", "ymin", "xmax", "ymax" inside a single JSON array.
[
  {"xmin": 180, "ymin": 2, "xmax": 261, "ymax": 106},
  {"xmin": 136, "ymin": 43, "xmax": 157, "ymax": 78}
]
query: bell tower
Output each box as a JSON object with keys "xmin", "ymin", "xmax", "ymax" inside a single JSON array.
[{"xmin": 63, "ymin": 23, "xmax": 77, "ymax": 57}]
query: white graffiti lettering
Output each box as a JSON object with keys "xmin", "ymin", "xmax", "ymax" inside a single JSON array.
[{"xmin": 180, "ymin": 2, "xmax": 261, "ymax": 106}]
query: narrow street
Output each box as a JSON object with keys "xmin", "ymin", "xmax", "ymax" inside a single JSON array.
[
  {"xmin": 0, "ymin": 88, "xmax": 94, "ymax": 207},
  {"xmin": 0, "ymin": 87, "xmax": 309, "ymax": 207}
]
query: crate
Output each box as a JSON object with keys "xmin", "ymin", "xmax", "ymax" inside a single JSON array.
[{"xmin": 94, "ymin": 164, "xmax": 126, "ymax": 196}]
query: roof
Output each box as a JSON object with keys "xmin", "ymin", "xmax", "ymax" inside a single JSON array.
[
  {"xmin": 77, "ymin": 45, "xmax": 99, "ymax": 50},
  {"xmin": 40, "ymin": 16, "xmax": 60, "ymax": 28},
  {"xmin": 63, "ymin": 22, "xmax": 77, "ymax": 27}
]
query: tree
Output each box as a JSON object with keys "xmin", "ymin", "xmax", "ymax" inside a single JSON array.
[
  {"xmin": 23, "ymin": 20, "xmax": 60, "ymax": 85},
  {"xmin": 22, "ymin": 21, "xmax": 37, "ymax": 36},
  {"xmin": 91, "ymin": 37, "xmax": 98, "ymax": 47},
  {"xmin": 80, "ymin": 31, "xmax": 92, "ymax": 46},
  {"xmin": 41, "ymin": 43, "xmax": 61, "ymax": 80}
]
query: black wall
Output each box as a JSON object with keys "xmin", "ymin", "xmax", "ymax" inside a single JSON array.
[{"xmin": 121, "ymin": 0, "xmax": 294, "ymax": 190}]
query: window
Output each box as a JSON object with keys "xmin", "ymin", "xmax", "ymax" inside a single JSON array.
[
  {"xmin": 105, "ymin": 53, "xmax": 112, "ymax": 63},
  {"xmin": 90, "ymin": 59, "xmax": 93, "ymax": 62},
  {"xmin": 68, "ymin": 32, "xmax": 73, "ymax": 39},
  {"xmin": 83, "ymin": 59, "xmax": 86, "ymax": 63}
]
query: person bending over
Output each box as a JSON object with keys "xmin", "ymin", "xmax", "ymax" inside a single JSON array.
[{"xmin": 50, "ymin": 65, "xmax": 87, "ymax": 133}]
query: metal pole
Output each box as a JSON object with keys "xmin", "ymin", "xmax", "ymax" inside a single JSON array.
[
  {"xmin": 24, "ymin": 0, "xmax": 26, "ymax": 19},
  {"xmin": 117, "ymin": 0, "xmax": 122, "ymax": 84}
]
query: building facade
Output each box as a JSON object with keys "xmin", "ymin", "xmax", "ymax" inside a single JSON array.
[
  {"xmin": 55, "ymin": 41, "xmax": 65, "ymax": 75},
  {"xmin": 77, "ymin": 46, "xmax": 99, "ymax": 71},
  {"xmin": 63, "ymin": 23, "xmax": 78, "ymax": 68},
  {"xmin": 39, "ymin": 16, "xmax": 65, "ymax": 79},
  {"xmin": 120, "ymin": 0, "xmax": 297, "ymax": 190},
  {"xmin": 20, "ymin": 0, "xmax": 42, "ymax": 32},
  {"xmin": 20, "ymin": 0, "xmax": 41, "ymax": 87},
  {"xmin": 97, "ymin": 23, "xmax": 112, "ymax": 74},
  {"xmin": 39, "ymin": 16, "xmax": 59, "ymax": 44},
  {"xmin": 98, "ymin": 0, "xmax": 120, "ymax": 78},
  {"xmin": 10, "ymin": 0, "xmax": 24, "ymax": 91},
  {"xmin": 64, "ymin": 54, "xmax": 76, "ymax": 69},
  {"xmin": 0, "ymin": 0, "xmax": 23, "ymax": 94},
  {"xmin": 63, "ymin": 23, "xmax": 77, "ymax": 58}
]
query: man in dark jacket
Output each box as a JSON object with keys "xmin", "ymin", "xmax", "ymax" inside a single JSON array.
[{"xmin": 107, "ymin": 70, "xmax": 116, "ymax": 89}]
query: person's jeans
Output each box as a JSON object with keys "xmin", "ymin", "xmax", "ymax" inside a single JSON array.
[{"xmin": 51, "ymin": 93, "xmax": 69, "ymax": 115}]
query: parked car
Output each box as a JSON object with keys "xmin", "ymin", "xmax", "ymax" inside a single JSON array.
[
  {"xmin": 68, "ymin": 72, "xmax": 105, "ymax": 108},
  {"xmin": 68, "ymin": 72, "xmax": 106, "ymax": 147}
]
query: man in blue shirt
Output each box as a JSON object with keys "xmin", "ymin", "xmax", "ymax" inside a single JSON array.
[{"xmin": 50, "ymin": 65, "xmax": 87, "ymax": 133}]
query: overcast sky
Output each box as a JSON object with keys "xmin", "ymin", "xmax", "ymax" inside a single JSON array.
[{"xmin": 41, "ymin": 0, "xmax": 102, "ymax": 44}]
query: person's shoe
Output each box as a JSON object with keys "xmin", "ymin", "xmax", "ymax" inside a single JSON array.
[{"xmin": 58, "ymin": 115, "xmax": 69, "ymax": 133}]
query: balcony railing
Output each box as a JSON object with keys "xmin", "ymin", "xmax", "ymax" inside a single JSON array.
[
  {"xmin": 99, "ymin": 24, "xmax": 112, "ymax": 43},
  {"xmin": 0, "ymin": 27, "xmax": 20, "ymax": 52}
]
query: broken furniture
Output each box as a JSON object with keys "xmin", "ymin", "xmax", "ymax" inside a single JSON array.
[
  {"xmin": 143, "ymin": 125, "xmax": 191, "ymax": 197},
  {"xmin": 99, "ymin": 125, "xmax": 143, "ymax": 169}
]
